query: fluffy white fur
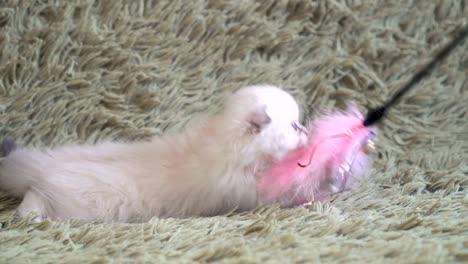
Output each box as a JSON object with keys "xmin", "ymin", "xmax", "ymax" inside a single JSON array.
[{"xmin": 0, "ymin": 85, "xmax": 307, "ymax": 223}]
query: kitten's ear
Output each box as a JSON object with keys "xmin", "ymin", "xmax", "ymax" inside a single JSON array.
[{"xmin": 247, "ymin": 107, "xmax": 271, "ymax": 133}]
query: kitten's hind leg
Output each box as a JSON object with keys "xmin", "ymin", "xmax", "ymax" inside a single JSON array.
[{"xmin": 17, "ymin": 190, "xmax": 47, "ymax": 222}]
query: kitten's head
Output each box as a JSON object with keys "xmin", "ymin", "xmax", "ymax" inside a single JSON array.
[{"xmin": 220, "ymin": 85, "xmax": 307, "ymax": 162}]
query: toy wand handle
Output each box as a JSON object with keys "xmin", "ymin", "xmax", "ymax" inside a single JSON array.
[{"xmin": 363, "ymin": 25, "xmax": 468, "ymax": 127}]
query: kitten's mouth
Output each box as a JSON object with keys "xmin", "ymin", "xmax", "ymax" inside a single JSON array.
[
  {"xmin": 298, "ymin": 125, "xmax": 309, "ymax": 136},
  {"xmin": 297, "ymin": 133, "xmax": 309, "ymax": 148}
]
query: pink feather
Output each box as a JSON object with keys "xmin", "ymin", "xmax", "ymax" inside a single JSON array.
[{"xmin": 259, "ymin": 105, "xmax": 377, "ymax": 207}]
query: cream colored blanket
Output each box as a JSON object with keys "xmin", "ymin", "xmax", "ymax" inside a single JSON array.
[{"xmin": 0, "ymin": 1, "xmax": 467, "ymax": 263}]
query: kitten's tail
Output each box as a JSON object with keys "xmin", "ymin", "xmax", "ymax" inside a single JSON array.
[
  {"xmin": 0, "ymin": 138, "xmax": 33, "ymax": 198},
  {"xmin": 2, "ymin": 137, "xmax": 17, "ymax": 156}
]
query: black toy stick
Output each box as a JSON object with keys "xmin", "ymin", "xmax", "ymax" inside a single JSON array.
[{"xmin": 363, "ymin": 25, "xmax": 468, "ymax": 127}]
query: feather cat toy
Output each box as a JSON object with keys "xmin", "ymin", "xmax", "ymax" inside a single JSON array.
[{"xmin": 259, "ymin": 26, "xmax": 468, "ymax": 208}]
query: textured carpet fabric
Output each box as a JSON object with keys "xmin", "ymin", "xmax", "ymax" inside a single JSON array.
[{"xmin": 1, "ymin": 0, "xmax": 467, "ymax": 263}]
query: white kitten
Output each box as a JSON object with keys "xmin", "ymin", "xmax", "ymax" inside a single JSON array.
[{"xmin": 0, "ymin": 85, "xmax": 307, "ymax": 223}]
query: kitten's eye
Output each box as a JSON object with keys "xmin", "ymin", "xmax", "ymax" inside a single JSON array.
[
  {"xmin": 291, "ymin": 122, "xmax": 308, "ymax": 135},
  {"xmin": 291, "ymin": 122, "xmax": 300, "ymax": 131}
]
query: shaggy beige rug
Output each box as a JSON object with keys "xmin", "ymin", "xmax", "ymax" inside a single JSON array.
[{"xmin": 0, "ymin": 0, "xmax": 467, "ymax": 263}]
